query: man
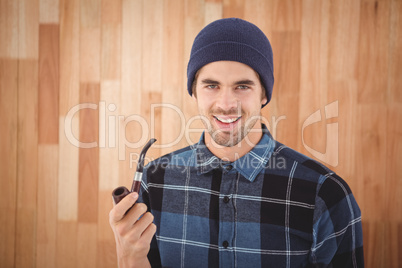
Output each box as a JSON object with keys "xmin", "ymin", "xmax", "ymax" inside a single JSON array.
[{"xmin": 109, "ymin": 18, "xmax": 364, "ymax": 267}]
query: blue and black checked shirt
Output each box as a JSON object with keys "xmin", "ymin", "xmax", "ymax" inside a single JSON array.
[{"xmin": 139, "ymin": 126, "xmax": 364, "ymax": 267}]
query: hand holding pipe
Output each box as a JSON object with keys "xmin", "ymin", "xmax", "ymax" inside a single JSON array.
[{"xmin": 112, "ymin": 138, "xmax": 157, "ymax": 205}]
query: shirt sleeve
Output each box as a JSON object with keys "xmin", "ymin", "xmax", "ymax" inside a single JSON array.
[{"xmin": 309, "ymin": 174, "xmax": 364, "ymax": 267}]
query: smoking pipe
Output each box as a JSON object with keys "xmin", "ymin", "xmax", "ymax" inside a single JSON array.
[{"xmin": 112, "ymin": 138, "xmax": 157, "ymax": 205}]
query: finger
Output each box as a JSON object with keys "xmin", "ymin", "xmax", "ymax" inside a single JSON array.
[
  {"xmin": 127, "ymin": 216, "xmax": 156, "ymax": 245},
  {"xmin": 132, "ymin": 212, "xmax": 154, "ymax": 236},
  {"xmin": 109, "ymin": 192, "xmax": 138, "ymax": 224},
  {"xmin": 139, "ymin": 222, "xmax": 157, "ymax": 244},
  {"xmin": 113, "ymin": 202, "xmax": 149, "ymax": 239},
  {"xmin": 122, "ymin": 202, "xmax": 149, "ymax": 227},
  {"xmin": 134, "ymin": 224, "xmax": 157, "ymax": 253}
]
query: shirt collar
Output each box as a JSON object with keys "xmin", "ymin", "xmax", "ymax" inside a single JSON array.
[{"xmin": 194, "ymin": 124, "xmax": 275, "ymax": 182}]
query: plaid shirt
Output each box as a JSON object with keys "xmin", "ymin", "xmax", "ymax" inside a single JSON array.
[{"xmin": 139, "ymin": 126, "xmax": 364, "ymax": 267}]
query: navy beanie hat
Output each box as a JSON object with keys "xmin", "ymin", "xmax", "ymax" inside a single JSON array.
[{"xmin": 187, "ymin": 18, "xmax": 274, "ymax": 107}]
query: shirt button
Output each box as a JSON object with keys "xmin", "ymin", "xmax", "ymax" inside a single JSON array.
[
  {"xmin": 223, "ymin": 196, "xmax": 230, "ymax": 203},
  {"xmin": 223, "ymin": 241, "xmax": 229, "ymax": 248},
  {"xmin": 225, "ymin": 165, "xmax": 233, "ymax": 171}
]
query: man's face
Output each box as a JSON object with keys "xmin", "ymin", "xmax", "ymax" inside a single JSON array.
[{"xmin": 193, "ymin": 61, "xmax": 267, "ymax": 147}]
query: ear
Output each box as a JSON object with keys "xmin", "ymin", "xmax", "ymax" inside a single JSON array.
[
  {"xmin": 261, "ymin": 95, "xmax": 268, "ymax": 106},
  {"xmin": 192, "ymin": 93, "xmax": 197, "ymax": 102}
]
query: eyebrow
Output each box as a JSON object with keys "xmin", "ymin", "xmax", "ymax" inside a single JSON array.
[
  {"xmin": 234, "ymin": 79, "xmax": 256, "ymax": 86},
  {"xmin": 200, "ymin": 79, "xmax": 220, "ymax": 84},
  {"xmin": 200, "ymin": 79, "xmax": 256, "ymax": 85}
]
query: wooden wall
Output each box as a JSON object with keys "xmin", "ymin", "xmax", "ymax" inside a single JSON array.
[{"xmin": 0, "ymin": 0, "xmax": 401, "ymax": 267}]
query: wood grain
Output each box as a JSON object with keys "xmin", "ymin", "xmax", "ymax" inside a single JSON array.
[
  {"xmin": 98, "ymin": 4, "xmax": 123, "ymax": 266},
  {"xmin": 39, "ymin": 0, "xmax": 59, "ymax": 24},
  {"xmin": 141, "ymin": 91, "xmax": 162, "ymax": 162},
  {"xmin": 36, "ymin": 144, "xmax": 58, "ymax": 268},
  {"xmin": 77, "ymin": 223, "xmax": 97, "ymax": 268},
  {"xmin": 15, "ymin": 60, "xmax": 39, "ymax": 268},
  {"xmin": 326, "ymin": 0, "xmax": 360, "ymax": 182},
  {"xmin": 386, "ymin": 105, "xmax": 402, "ymax": 222},
  {"xmin": 0, "ymin": 59, "xmax": 18, "ymax": 268},
  {"xmin": 356, "ymin": 104, "xmax": 387, "ymax": 221},
  {"xmin": 58, "ymin": 0, "xmax": 80, "ymax": 224},
  {"xmin": 56, "ymin": 221, "xmax": 77, "ymax": 268},
  {"xmin": 101, "ymin": 0, "xmax": 121, "ymax": 81},
  {"xmin": 161, "ymin": 0, "xmax": 185, "ymax": 156},
  {"xmin": 269, "ymin": 31, "xmax": 300, "ymax": 149},
  {"xmin": 19, "ymin": 0, "xmax": 39, "ymax": 59},
  {"xmin": 59, "ymin": 0, "xmax": 80, "ymax": 115},
  {"xmin": 298, "ymin": 0, "xmax": 329, "ymax": 158},
  {"xmin": 78, "ymin": 83, "xmax": 100, "ymax": 223},
  {"xmin": 223, "ymin": 0, "xmax": 245, "ymax": 18},
  {"xmin": 182, "ymin": 0, "xmax": 204, "ymax": 146},
  {"xmin": 142, "ymin": 0, "xmax": 163, "ymax": 93},
  {"xmin": 119, "ymin": 0, "xmax": 144, "ymax": 187},
  {"xmin": 39, "ymin": 24, "xmax": 59, "ymax": 144},
  {"xmin": 0, "ymin": 0, "xmax": 18, "ymax": 58},
  {"xmin": 357, "ymin": 0, "xmax": 390, "ymax": 104},
  {"xmin": 389, "ymin": 0, "xmax": 402, "ymax": 104},
  {"xmin": 271, "ymin": 0, "xmax": 301, "ymax": 31},
  {"xmin": 97, "ymin": 190, "xmax": 117, "ymax": 268},
  {"xmin": 1, "ymin": 0, "xmax": 401, "ymax": 267},
  {"xmin": 99, "ymin": 81, "xmax": 121, "ymax": 189}
]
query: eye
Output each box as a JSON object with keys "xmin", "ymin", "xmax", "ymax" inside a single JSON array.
[
  {"xmin": 237, "ymin": 85, "xmax": 249, "ymax": 90},
  {"xmin": 206, "ymin": 84, "xmax": 218, "ymax": 89}
]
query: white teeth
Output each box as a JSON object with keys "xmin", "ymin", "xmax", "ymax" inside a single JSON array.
[{"xmin": 215, "ymin": 116, "xmax": 240, "ymax": 123}]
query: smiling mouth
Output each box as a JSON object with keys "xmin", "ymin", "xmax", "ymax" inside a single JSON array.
[{"xmin": 213, "ymin": 116, "xmax": 242, "ymax": 124}]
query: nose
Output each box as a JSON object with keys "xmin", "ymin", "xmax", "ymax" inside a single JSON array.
[{"xmin": 215, "ymin": 88, "xmax": 238, "ymax": 111}]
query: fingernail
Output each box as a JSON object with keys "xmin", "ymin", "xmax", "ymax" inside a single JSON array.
[{"xmin": 132, "ymin": 192, "xmax": 138, "ymax": 199}]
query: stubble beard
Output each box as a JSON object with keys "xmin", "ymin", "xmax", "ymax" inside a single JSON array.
[{"xmin": 201, "ymin": 107, "xmax": 261, "ymax": 147}]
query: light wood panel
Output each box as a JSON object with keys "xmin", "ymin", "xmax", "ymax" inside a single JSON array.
[
  {"xmin": 270, "ymin": 31, "xmax": 300, "ymax": 148},
  {"xmin": 298, "ymin": 0, "xmax": 329, "ymax": 156},
  {"xmin": 99, "ymin": 1, "xmax": 122, "ymax": 267},
  {"xmin": 77, "ymin": 83, "xmax": 99, "ymax": 267},
  {"xmin": 389, "ymin": 0, "xmax": 402, "ymax": 103},
  {"xmin": 358, "ymin": 0, "xmax": 390, "ymax": 104},
  {"xmin": 119, "ymin": 0, "xmax": 144, "ymax": 189},
  {"xmin": 0, "ymin": 0, "xmax": 18, "ymax": 58},
  {"xmin": 58, "ymin": 0, "xmax": 80, "ymax": 225},
  {"xmin": 0, "ymin": 58, "xmax": 18, "ymax": 268},
  {"xmin": 57, "ymin": 1, "xmax": 80, "ymax": 267},
  {"xmin": 327, "ymin": 0, "xmax": 360, "ymax": 183},
  {"xmin": 16, "ymin": 60, "xmax": 39, "ymax": 267},
  {"xmin": 0, "ymin": 4, "xmax": 20, "ymax": 261},
  {"xmin": 0, "ymin": 0, "xmax": 401, "ymax": 267},
  {"xmin": 78, "ymin": 83, "xmax": 100, "ymax": 223},
  {"xmin": 14, "ymin": 1, "xmax": 39, "ymax": 267},
  {"xmin": 36, "ymin": 144, "xmax": 58, "ymax": 268}
]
